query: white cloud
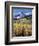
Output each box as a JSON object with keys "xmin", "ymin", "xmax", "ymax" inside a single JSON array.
[{"xmin": 24, "ymin": 12, "xmax": 32, "ymax": 15}]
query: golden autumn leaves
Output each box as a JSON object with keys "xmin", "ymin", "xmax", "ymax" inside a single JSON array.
[{"xmin": 13, "ymin": 22, "xmax": 32, "ymax": 36}]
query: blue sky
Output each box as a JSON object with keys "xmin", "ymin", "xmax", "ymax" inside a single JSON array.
[{"xmin": 12, "ymin": 8, "xmax": 32, "ymax": 18}]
